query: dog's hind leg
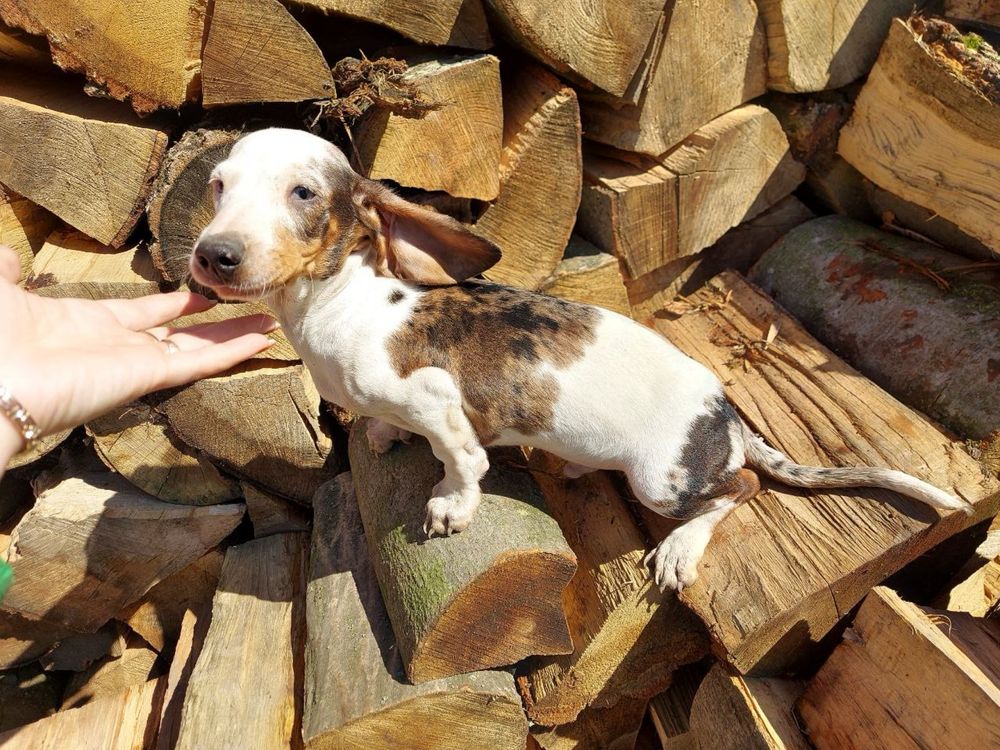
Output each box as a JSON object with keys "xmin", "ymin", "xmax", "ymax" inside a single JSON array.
[
  {"xmin": 366, "ymin": 417, "xmax": 413, "ymax": 454},
  {"xmin": 643, "ymin": 469, "xmax": 760, "ymax": 592},
  {"xmin": 394, "ymin": 367, "xmax": 490, "ymax": 537}
]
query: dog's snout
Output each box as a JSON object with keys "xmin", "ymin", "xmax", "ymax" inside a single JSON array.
[{"xmin": 194, "ymin": 233, "xmax": 245, "ymax": 280}]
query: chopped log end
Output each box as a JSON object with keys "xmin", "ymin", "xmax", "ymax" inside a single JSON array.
[{"xmin": 409, "ymin": 549, "xmax": 577, "ymax": 683}]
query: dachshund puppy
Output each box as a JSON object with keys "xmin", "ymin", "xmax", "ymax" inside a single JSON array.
[{"xmin": 190, "ymin": 128, "xmax": 969, "ymax": 592}]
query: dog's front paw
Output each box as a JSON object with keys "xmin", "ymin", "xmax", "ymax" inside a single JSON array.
[
  {"xmin": 644, "ymin": 534, "xmax": 703, "ymax": 593},
  {"xmin": 423, "ymin": 483, "xmax": 481, "ymax": 538},
  {"xmin": 366, "ymin": 419, "xmax": 412, "ymax": 455}
]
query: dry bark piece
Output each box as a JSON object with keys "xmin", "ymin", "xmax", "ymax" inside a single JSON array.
[
  {"xmin": 581, "ymin": 0, "xmax": 767, "ymax": 156},
  {"xmin": 478, "ymin": 64, "xmax": 581, "ymax": 290},
  {"xmin": 0, "ymin": 68, "xmax": 169, "ymax": 247},
  {"xmin": 1, "ymin": 471, "xmax": 243, "ymax": 634},
  {"xmin": 750, "ymin": 216, "xmax": 1000, "ymax": 440},
  {"xmin": 290, "ymin": 0, "xmax": 466, "ymax": 44},
  {"xmin": 531, "ymin": 697, "xmax": 649, "ymax": 750},
  {"xmin": 839, "ymin": 17, "xmax": 1000, "ymax": 259},
  {"xmin": 627, "ymin": 195, "xmax": 814, "ymax": 321},
  {"xmin": 243, "ymin": 483, "xmax": 311, "ymax": 538},
  {"xmin": 644, "ymin": 272, "xmax": 1000, "ymax": 675},
  {"xmin": 88, "ymin": 401, "xmax": 240, "ymax": 506},
  {"xmin": 117, "ymin": 549, "xmax": 225, "ymax": 652},
  {"xmin": 799, "ymin": 587, "xmax": 1000, "ymax": 749},
  {"xmin": 0, "ymin": 189, "xmax": 56, "ymax": 283},
  {"xmin": 303, "ymin": 474, "xmax": 528, "ymax": 749},
  {"xmin": 520, "ymin": 451, "xmax": 708, "ymax": 725},
  {"xmin": 757, "ymin": 0, "xmax": 915, "ymax": 92},
  {"xmin": 0, "ymin": 0, "xmax": 205, "ymax": 112},
  {"xmin": 485, "ymin": 0, "xmax": 664, "ymax": 96},
  {"xmin": 687, "ymin": 664, "xmax": 808, "ymax": 750},
  {"xmin": 538, "ymin": 236, "xmax": 630, "ymax": 317},
  {"xmin": 202, "ymin": 0, "xmax": 334, "ymax": 106},
  {"xmin": 348, "ymin": 424, "xmax": 576, "ymax": 683},
  {"xmin": 158, "ymin": 363, "xmax": 333, "ymax": 504},
  {"xmin": 62, "ymin": 633, "xmax": 160, "ymax": 709},
  {"xmin": 175, "ymin": 533, "xmax": 307, "ymax": 750},
  {"xmin": 578, "ymin": 106, "xmax": 804, "ymax": 280},
  {"xmin": 0, "ymin": 677, "xmax": 167, "ymax": 749},
  {"xmin": 354, "ymin": 54, "xmax": 502, "ymax": 200}
]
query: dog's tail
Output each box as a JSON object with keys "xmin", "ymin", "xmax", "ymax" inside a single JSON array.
[{"xmin": 740, "ymin": 422, "xmax": 971, "ymax": 514}]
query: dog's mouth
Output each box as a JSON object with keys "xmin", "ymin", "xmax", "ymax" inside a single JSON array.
[{"xmin": 188, "ymin": 262, "xmax": 279, "ymax": 302}]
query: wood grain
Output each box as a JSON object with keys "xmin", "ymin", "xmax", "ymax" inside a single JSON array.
[
  {"xmin": 0, "ymin": 189, "xmax": 56, "ymax": 283},
  {"xmin": 291, "ymin": 0, "xmax": 466, "ymax": 44}
]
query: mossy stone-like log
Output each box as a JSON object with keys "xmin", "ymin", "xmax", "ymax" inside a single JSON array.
[
  {"xmin": 303, "ymin": 474, "xmax": 528, "ymax": 749},
  {"xmin": 347, "ymin": 423, "xmax": 576, "ymax": 683},
  {"xmin": 750, "ymin": 216, "xmax": 1000, "ymax": 439}
]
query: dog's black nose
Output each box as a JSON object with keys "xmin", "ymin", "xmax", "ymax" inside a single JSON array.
[{"xmin": 194, "ymin": 233, "xmax": 245, "ymax": 280}]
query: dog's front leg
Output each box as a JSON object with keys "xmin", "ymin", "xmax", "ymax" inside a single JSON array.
[{"xmin": 398, "ymin": 368, "xmax": 489, "ymax": 537}]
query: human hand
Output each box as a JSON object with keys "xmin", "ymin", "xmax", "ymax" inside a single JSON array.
[{"xmin": 0, "ymin": 245, "xmax": 276, "ymax": 451}]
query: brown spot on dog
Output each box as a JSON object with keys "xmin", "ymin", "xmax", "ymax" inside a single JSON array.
[
  {"xmin": 388, "ymin": 289, "xmax": 405, "ymax": 304},
  {"xmin": 389, "ymin": 282, "xmax": 599, "ymax": 443}
]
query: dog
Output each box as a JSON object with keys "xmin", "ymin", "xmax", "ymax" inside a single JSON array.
[{"xmin": 189, "ymin": 128, "xmax": 969, "ymax": 592}]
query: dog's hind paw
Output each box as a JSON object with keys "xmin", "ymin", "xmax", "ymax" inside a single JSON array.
[{"xmin": 423, "ymin": 483, "xmax": 481, "ymax": 538}]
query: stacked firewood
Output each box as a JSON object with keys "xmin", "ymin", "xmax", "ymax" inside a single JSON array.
[{"xmin": 0, "ymin": 1, "xmax": 998, "ymax": 748}]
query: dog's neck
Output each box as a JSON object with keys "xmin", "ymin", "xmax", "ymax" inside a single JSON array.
[{"xmin": 265, "ymin": 252, "xmax": 374, "ymax": 328}]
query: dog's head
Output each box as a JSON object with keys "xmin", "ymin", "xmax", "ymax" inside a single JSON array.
[{"xmin": 190, "ymin": 128, "xmax": 501, "ymax": 300}]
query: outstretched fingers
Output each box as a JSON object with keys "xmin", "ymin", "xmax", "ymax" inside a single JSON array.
[
  {"xmin": 159, "ymin": 333, "xmax": 274, "ymax": 388},
  {"xmin": 147, "ymin": 313, "xmax": 278, "ymax": 351},
  {"xmin": 100, "ymin": 291, "xmax": 216, "ymax": 331}
]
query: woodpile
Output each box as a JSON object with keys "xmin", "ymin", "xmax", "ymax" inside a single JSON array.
[{"xmin": 1, "ymin": 3, "xmax": 998, "ymax": 750}]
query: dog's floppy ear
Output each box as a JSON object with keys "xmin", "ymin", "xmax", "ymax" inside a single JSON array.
[{"xmin": 352, "ymin": 178, "xmax": 501, "ymax": 285}]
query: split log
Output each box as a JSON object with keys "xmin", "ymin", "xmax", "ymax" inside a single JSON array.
[
  {"xmin": 175, "ymin": 533, "xmax": 307, "ymax": 750},
  {"xmin": 538, "ymin": 236, "xmax": 630, "ymax": 317},
  {"xmin": 648, "ymin": 663, "xmax": 708, "ymax": 746},
  {"xmin": 642, "ymin": 272, "xmax": 1000, "ymax": 675},
  {"xmin": 5, "ymin": 430, "xmax": 72, "ymax": 471},
  {"xmin": 0, "ymin": 189, "xmax": 56, "ymax": 283},
  {"xmin": 757, "ymin": 1, "xmax": 914, "ymax": 92},
  {"xmin": 765, "ymin": 90, "xmax": 874, "ymax": 221},
  {"xmin": 354, "ymin": 54, "xmax": 502, "ymax": 200},
  {"xmin": 117, "ymin": 549, "xmax": 224, "ymax": 652},
  {"xmin": 38, "ymin": 622, "xmax": 122, "ymax": 672},
  {"xmin": 156, "ymin": 609, "xmax": 209, "ymax": 750},
  {"xmin": 157, "ymin": 363, "xmax": 334, "ymax": 504},
  {"xmin": 749, "ymin": 216, "xmax": 1000, "ymax": 440},
  {"xmin": 485, "ymin": 0, "xmax": 663, "ymax": 96},
  {"xmin": 0, "ymin": 0, "xmax": 205, "ymax": 112},
  {"xmin": 0, "ymin": 663, "xmax": 64, "ymax": 734},
  {"xmin": 798, "ymin": 587, "xmax": 1000, "ymax": 749},
  {"xmin": 936, "ymin": 515, "xmax": 1000, "ymax": 616},
  {"xmin": 1, "ymin": 471, "xmax": 242, "ymax": 633},
  {"xmin": 687, "ymin": 664, "xmax": 807, "ymax": 750},
  {"xmin": 838, "ymin": 17, "xmax": 1000, "ymax": 258},
  {"xmin": 627, "ymin": 196, "xmax": 814, "ymax": 321},
  {"xmin": 0, "ymin": 677, "xmax": 167, "ymax": 750},
  {"xmin": 347, "ymin": 424, "xmax": 576, "ymax": 683},
  {"xmin": 28, "ymin": 228, "xmax": 160, "ymax": 290},
  {"xmin": 447, "ymin": 0, "xmax": 494, "ymax": 50},
  {"xmin": 292, "ymin": 0, "xmax": 466, "ymax": 45},
  {"xmin": 243, "ymin": 483, "xmax": 311, "ymax": 538},
  {"xmin": 88, "ymin": 401, "xmax": 240, "ymax": 506},
  {"xmin": 520, "ymin": 451, "xmax": 708, "ymax": 725},
  {"xmin": 530, "ymin": 697, "xmax": 648, "ymax": 750},
  {"xmin": 0, "ymin": 69, "xmax": 169, "ymax": 247},
  {"xmin": 577, "ymin": 106, "xmax": 804, "ymax": 280},
  {"xmin": 202, "ymin": 0, "xmax": 334, "ymax": 106},
  {"xmin": 581, "ymin": 0, "xmax": 766, "ymax": 156},
  {"xmin": 147, "ymin": 127, "xmax": 239, "ymax": 286},
  {"xmin": 303, "ymin": 474, "xmax": 528, "ymax": 749},
  {"xmin": 477, "ymin": 64, "xmax": 581, "ymax": 290},
  {"xmin": 946, "ymin": 0, "xmax": 1000, "ymax": 29},
  {"xmin": 62, "ymin": 633, "xmax": 159, "ymax": 709},
  {"xmin": 0, "ymin": 20, "xmax": 49, "ymax": 68}
]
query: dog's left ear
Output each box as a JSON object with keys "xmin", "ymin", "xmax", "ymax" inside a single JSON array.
[{"xmin": 352, "ymin": 178, "xmax": 501, "ymax": 285}]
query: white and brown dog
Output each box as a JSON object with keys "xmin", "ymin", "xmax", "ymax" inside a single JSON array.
[{"xmin": 190, "ymin": 128, "xmax": 969, "ymax": 592}]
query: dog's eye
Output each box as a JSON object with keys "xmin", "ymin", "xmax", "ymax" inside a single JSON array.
[{"xmin": 292, "ymin": 185, "xmax": 315, "ymax": 201}]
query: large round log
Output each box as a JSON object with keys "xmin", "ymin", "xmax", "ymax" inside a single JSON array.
[
  {"xmin": 347, "ymin": 422, "xmax": 576, "ymax": 683},
  {"xmin": 750, "ymin": 215, "xmax": 1000, "ymax": 439}
]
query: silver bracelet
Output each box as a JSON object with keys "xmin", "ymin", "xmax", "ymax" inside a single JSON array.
[{"xmin": 0, "ymin": 383, "xmax": 40, "ymax": 452}]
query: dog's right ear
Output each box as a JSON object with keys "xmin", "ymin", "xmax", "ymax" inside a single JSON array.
[{"xmin": 352, "ymin": 178, "xmax": 501, "ymax": 285}]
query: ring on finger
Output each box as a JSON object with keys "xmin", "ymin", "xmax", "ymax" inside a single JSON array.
[{"xmin": 144, "ymin": 330, "xmax": 179, "ymax": 355}]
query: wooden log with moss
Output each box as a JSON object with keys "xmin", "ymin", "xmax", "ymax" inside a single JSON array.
[
  {"xmin": 519, "ymin": 451, "xmax": 708, "ymax": 725},
  {"xmin": 303, "ymin": 474, "xmax": 528, "ymax": 749},
  {"xmin": 750, "ymin": 216, "xmax": 1000, "ymax": 440},
  {"xmin": 347, "ymin": 423, "xmax": 576, "ymax": 683}
]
